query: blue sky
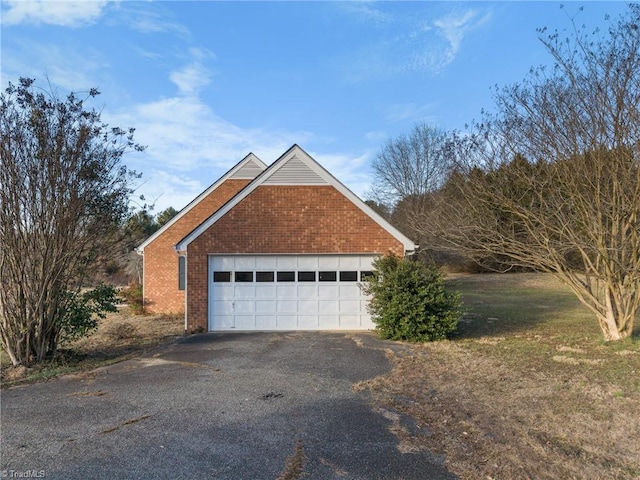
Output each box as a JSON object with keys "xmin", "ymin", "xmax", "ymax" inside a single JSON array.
[{"xmin": 1, "ymin": 1, "xmax": 629, "ymax": 213}]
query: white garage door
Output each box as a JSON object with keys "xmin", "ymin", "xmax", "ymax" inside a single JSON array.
[{"xmin": 208, "ymin": 255, "xmax": 377, "ymax": 331}]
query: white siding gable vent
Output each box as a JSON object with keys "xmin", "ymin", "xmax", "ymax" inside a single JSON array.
[
  {"xmin": 229, "ymin": 155, "xmax": 265, "ymax": 180},
  {"xmin": 263, "ymin": 154, "xmax": 328, "ymax": 185}
]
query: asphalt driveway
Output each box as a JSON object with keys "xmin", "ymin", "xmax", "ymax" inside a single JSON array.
[{"xmin": 1, "ymin": 332, "xmax": 456, "ymax": 479}]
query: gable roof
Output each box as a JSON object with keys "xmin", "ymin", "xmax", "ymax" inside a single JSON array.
[
  {"xmin": 136, "ymin": 153, "xmax": 267, "ymax": 253},
  {"xmin": 175, "ymin": 144, "xmax": 417, "ymax": 253}
]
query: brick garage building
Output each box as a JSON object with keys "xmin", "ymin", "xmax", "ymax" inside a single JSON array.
[{"xmin": 138, "ymin": 145, "xmax": 416, "ymax": 333}]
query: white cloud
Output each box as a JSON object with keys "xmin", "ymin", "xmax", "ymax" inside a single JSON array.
[
  {"xmin": 433, "ymin": 9, "xmax": 493, "ymax": 67},
  {"xmin": 169, "ymin": 48, "xmax": 217, "ymax": 96},
  {"xmin": 365, "ymin": 131, "xmax": 387, "ymax": 142},
  {"xmin": 169, "ymin": 62, "xmax": 213, "ymax": 96},
  {"xmin": 110, "ymin": 96, "xmax": 243, "ymax": 171},
  {"xmin": 385, "ymin": 102, "xmax": 437, "ymax": 123},
  {"xmin": 1, "ymin": 0, "xmax": 109, "ymax": 27},
  {"xmin": 115, "ymin": 3, "xmax": 190, "ymax": 37},
  {"xmin": 105, "ymin": 93, "xmax": 316, "ymax": 211},
  {"xmin": 341, "ymin": 6, "xmax": 493, "ymax": 80},
  {"xmin": 339, "ymin": 2, "xmax": 393, "ymax": 26}
]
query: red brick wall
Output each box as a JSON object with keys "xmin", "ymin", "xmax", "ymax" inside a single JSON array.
[
  {"xmin": 185, "ymin": 185, "xmax": 406, "ymax": 331},
  {"xmin": 142, "ymin": 179, "xmax": 251, "ymax": 314}
]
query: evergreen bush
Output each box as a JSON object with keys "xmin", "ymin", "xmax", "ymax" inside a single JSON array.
[{"xmin": 360, "ymin": 254, "xmax": 461, "ymax": 341}]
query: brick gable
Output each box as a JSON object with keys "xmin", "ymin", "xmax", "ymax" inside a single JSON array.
[{"xmin": 142, "ymin": 178, "xmax": 251, "ymax": 313}]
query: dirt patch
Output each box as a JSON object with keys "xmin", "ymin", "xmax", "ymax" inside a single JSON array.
[
  {"xmin": 67, "ymin": 390, "xmax": 108, "ymax": 397},
  {"xmin": 552, "ymin": 354, "xmax": 604, "ymax": 366},
  {"xmin": 101, "ymin": 415, "xmax": 152, "ymax": 434},
  {"xmin": 71, "ymin": 310, "xmax": 183, "ymax": 354}
]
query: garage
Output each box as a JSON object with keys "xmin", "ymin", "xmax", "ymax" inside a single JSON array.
[
  {"xmin": 173, "ymin": 145, "xmax": 416, "ymax": 333},
  {"xmin": 208, "ymin": 254, "xmax": 376, "ymax": 331}
]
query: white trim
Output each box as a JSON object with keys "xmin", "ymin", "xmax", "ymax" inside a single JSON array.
[
  {"xmin": 176, "ymin": 145, "xmax": 417, "ymax": 253},
  {"xmin": 136, "ymin": 153, "xmax": 266, "ymax": 253},
  {"xmin": 183, "ymin": 254, "xmax": 188, "ymax": 332}
]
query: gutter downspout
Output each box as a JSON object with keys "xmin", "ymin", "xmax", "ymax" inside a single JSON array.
[{"xmin": 135, "ymin": 248, "xmax": 145, "ymax": 310}]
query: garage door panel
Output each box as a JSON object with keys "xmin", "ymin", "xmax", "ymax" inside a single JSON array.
[
  {"xmin": 256, "ymin": 257, "xmax": 277, "ymax": 269},
  {"xmin": 211, "ymin": 284, "xmax": 233, "ymax": 314},
  {"xmin": 276, "ymin": 285, "xmax": 296, "ymax": 297},
  {"xmin": 339, "ymin": 300, "xmax": 360, "ymax": 314},
  {"xmin": 298, "ymin": 256, "xmax": 318, "ymax": 269},
  {"xmin": 358, "ymin": 257, "xmax": 376, "ymax": 269},
  {"xmin": 234, "ymin": 257, "xmax": 256, "ymax": 270},
  {"xmin": 256, "ymin": 300, "xmax": 276, "ymax": 313},
  {"xmin": 234, "ymin": 286, "xmax": 255, "ymax": 299},
  {"xmin": 319, "ymin": 299, "xmax": 338, "ymax": 313},
  {"xmin": 212, "ymin": 285, "xmax": 234, "ymax": 297},
  {"xmin": 361, "ymin": 300, "xmax": 370, "ymax": 313},
  {"xmin": 234, "ymin": 300, "xmax": 254, "ymax": 314},
  {"xmin": 298, "ymin": 315, "xmax": 319, "ymax": 328},
  {"xmin": 214, "ymin": 315, "xmax": 235, "ymax": 329},
  {"xmin": 255, "ymin": 285, "xmax": 276, "ymax": 298},
  {"xmin": 319, "ymin": 285, "xmax": 338, "ymax": 298},
  {"xmin": 277, "ymin": 300, "xmax": 297, "ymax": 313},
  {"xmin": 212, "ymin": 257, "xmax": 235, "ymax": 270},
  {"xmin": 340, "ymin": 256, "xmax": 368, "ymax": 270},
  {"xmin": 211, "ymin": 301, "xmax": 234, "ymax": 315},
  {"xmin": 277, "ymin": 315, "xmax": 297, "ymax": 329},
  {"xmin": 298, "ymin": 299, "xmax": 318, "ymax": 313},
  {"xmin": 318, "ymin": 256, "xmax": 339, "ymax": 269},
  {"xmin": 339, "ymin": 285, "xmax": 361, "ymax": 298},
  {"xmin": 319, "ymin": 315, "xmax": 340, "ymax": 328},
  {"xmin": 297, "ymin": 285, "xmax": 317, "ymax": 298},
  {"xmin": 234, "ymin": 315, "xmax": 256, "ymax": 329},
  {"xmin": 277, "ymin": 257, "xmax": 297, "ymax": 269},
  {"xmin": 339, "ymin": 315, "xmax": 361, "ymax": 328},
  {"xmin": 256, "ymin": 315, "xmax": 277, "ymax": 328}
]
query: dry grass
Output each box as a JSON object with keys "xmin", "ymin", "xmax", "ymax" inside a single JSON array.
[
  {"xmin": 277, "ymin": 440, "xmax": 306, "ymax": 480},
  {"xmin": 1, "ymin": 308, "xmax": 183, "ymax": 387},
  {"xmin": 358, "ymin": 273, "xmax": 640, "ymax": 480}
]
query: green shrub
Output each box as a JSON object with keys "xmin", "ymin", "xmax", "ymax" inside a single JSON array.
[
  {"xmin": 57, "ymin": 284, "xmax": 119, "ymax": 343},
  {"xmin": 360, "ymin": 254, "xmax": 462, "ymax": 342}
]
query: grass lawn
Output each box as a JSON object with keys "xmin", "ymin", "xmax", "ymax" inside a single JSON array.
[{"xmin": 357, "ymin": 272, "xmax": 640, "ymax": 480}]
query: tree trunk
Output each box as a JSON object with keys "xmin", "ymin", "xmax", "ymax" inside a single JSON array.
[
  {"xmin": 598, "ymin": 291, "xmax": 635, "ymax": 341},
  {"xmin": 0, "ymin": 331, "xmax": 20, "ymax": 366}
]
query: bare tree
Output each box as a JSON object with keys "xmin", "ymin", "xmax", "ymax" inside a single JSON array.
[
  {"xmin": 0, "ymin": 78, "xmax": 143, "ymax": 364},
  {"xmin": 433, "ymin": 6, "xmax": 640, "ymax": 341},
  {"xmin": 369, "ymin": 123, "xmax": 453, "ymax": 239}
]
